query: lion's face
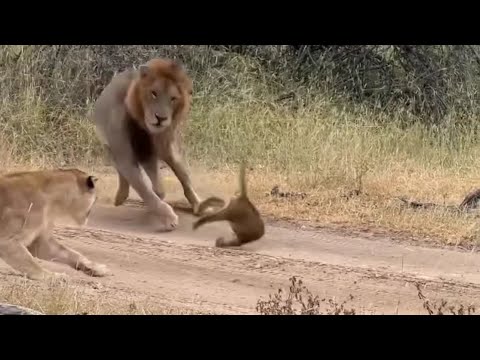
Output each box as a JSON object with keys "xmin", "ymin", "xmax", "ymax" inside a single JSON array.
[{"xmin": 138, "ymin": 65, "xmax": 184, "ymax": 135}]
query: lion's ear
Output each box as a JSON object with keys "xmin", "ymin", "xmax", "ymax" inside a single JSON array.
[
  {"xmin": 169, "ymin": 61, "xmax": 193, "ymax": 95},
  {"xmin": 139, "ymin": 65, "xmax": 150, "ymax": 78},
  {"xmin": 169, "ymin": 59, "xmax": 184, "ymax": 70}
]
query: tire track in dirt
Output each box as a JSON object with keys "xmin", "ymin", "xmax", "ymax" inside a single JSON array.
[
  {"xmin": 40, "ymin": 200, "xmax": 480, "ymax": 314},
  {"xmin": 2, "ymin": 194, "xmax": 480, "ymax": 314}
]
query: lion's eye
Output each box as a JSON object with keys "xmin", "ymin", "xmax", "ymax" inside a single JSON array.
[
  {"xmin": 170, "ymin": 96, "xmax": 177, "ymax": 102},
  {"xmin": 151, "ymin": 91, "xmax": 157, "ymax": 99}
]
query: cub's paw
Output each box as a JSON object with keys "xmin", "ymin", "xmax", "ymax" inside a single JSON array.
[
  {"xmin": 194, "ymin": 197, "xmax": 225, "ymax": 216},
  {"xmin": 192, "ymin": 201, "xmax": 202, "ymax": 216},
  {"xmin": 215, "ymin": 236, "xmax": 242, "ymax": 248}
]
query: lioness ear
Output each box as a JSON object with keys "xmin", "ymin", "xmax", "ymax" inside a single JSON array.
[
  {"xmin": 86, "ymin": 176, "xmax": 97, "ymax": 189},
  {"xmin": 139, "ymin": 65, "xmax": 150, "ymax": 78}
]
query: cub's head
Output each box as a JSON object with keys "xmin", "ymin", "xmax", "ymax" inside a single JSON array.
[{"xmin": 126, "ymin": 58, "xmax": 193, "ymax": 135}]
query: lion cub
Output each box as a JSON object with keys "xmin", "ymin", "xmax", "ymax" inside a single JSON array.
[
  {"xmin": 193, "ymin": 163, "xmax": 265, "ymax": 247},
  {"xmin": 0, "ymin": 169, "xmax": 108, "ymax": 280}
]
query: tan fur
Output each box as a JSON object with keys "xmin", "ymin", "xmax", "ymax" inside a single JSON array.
[
  {"xmin": 0, "ymin": 169, "xmax": 108, "ymax": 281},
  {"xmin": 192, "ymin": 164, "xmax": 265, "ymax": 247},
  {"xmin": 93, "ymin": 58, "xmax": 202, "ymax": 232}
]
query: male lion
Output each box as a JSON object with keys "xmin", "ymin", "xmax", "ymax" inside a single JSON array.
[
  {"xmin": 93, "ymin": 58, "xmax": 202, "ymax": 232},
  {"xmin": 0, "ymin": 169, "xmax": 108, "ymax": 280}
]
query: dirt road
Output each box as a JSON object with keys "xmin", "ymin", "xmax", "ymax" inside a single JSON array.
[{"xmin": 3, "ymin": 192, "xmax": 480, "ymax": 314}]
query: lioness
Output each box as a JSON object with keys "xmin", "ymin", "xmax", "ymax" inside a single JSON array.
[
  {"xmin": 0, "ymin": 169, "xmax": 108, "ymax": 280},
  {"xmin": 93, "ymin": 57, "xmax": 202, "ymax": 232}
]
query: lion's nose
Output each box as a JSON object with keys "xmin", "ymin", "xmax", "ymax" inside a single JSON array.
[{"xmin": 154, "ymin": 113, "xmax": 167, "ymax": 125}]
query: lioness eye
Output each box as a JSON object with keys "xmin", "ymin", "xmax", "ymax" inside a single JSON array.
[
  {"xmin": 151, "ymin": 91, "xmax": 157, "ymax": 98},
  {"xmin": 170, "ymin": 96, "xmax": 177, "ymax": 102}
]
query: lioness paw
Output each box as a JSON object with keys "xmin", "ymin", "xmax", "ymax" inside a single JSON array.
[
  {"xmin": 26, "ymin": 271, "xmax": 49, "ymax": 281},
  {"xmin": 28, "ymin": 270, "xmax": 68, "ymax": 282},
  {"xmin": 82, "ymin": 262, "xmax": 109, "ymax": 277}
]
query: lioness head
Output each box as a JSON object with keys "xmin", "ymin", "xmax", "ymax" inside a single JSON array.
[
  {"xmin": 127, "ymin": 58, "xmax": 193, "ymax": 135},
  {"xmin": 68, "ymin": 171, "xmax": 98, "ymax": 226},
  {"xmin": 2, "ymin": 169, "xmax": 99, "ymax": 227}
]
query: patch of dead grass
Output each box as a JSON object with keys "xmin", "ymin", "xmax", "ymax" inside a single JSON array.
[
  {"xmin": 0, "ymin": 274, "xmax": 207, "ymax": 315},
  {"xmin": 4, "ymin": 159, "xmax": 480, "ymax": 247},
  {"xmin": 132, "ymin": 164, "xmax": 480, "ymax": 248}
]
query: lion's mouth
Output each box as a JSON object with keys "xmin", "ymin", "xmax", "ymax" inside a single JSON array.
[
  {"xmin": 148, "ymin": 121, "xmax": 169, "ymax": 131},
  {"xmin": 153, "ymin": 113, "xmax": 168, "ymax": 127}
]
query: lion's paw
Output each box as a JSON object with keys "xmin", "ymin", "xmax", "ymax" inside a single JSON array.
[{"xmin": 153, "ymin": 206, "xmax": 179, "ymax": 232}]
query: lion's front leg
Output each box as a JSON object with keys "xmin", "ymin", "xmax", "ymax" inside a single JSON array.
[
  {"xmin": 113, "ymin": 155, "xmax": 178, "ymax": 231},
  {"xmin": 143, "ymin": 158, "xmax": 166, "ymax": 200},
  {"xmin": 28, "ymin": 231, "xmax": 109, "ymax": 277},
  {"xmin": 164, "ymin": 144, "xmax": 202, "ymax": 215}
]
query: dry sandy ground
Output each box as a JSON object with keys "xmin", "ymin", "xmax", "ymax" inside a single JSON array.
[{"xmin": 2, "ymin": 172, "xmax": 480, "ymax": 314}]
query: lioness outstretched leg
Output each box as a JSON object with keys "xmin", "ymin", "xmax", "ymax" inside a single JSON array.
[
  {"xmin": 0, "ymin": 238, "xmax": 57, "ymax": 281},
  {"xmin": 164, "ymin": 144, "xmax": 201, "ymax": 215},
  {"xmin": 28, "ymin": 232, "xmax": 108, "ymax": 277}
]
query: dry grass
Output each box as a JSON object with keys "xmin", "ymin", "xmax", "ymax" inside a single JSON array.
[
  {"xmin": 256, "ymin": 277, "xmax": 479, "ymax": 315},
  {"xmin": 121, "ymin": 159, "xmax": 480, "ymax": 247},
  {"xmin": 0, "ymin": 275, "xmax": 206, "ymax": 315},
  {"xmin": 415, "ymin": 282, "xmax": 477, "ymax": 315},
  {"xmin": 247, "ymin": 166, "xmax": 480, "ymax": 247},
  {"xmin": 256, "ymin": 276, "xmax": 356, "ymax": 315},
  {"xmin": 15, "ymin": 137, "xmax": 480, "ymax": 248}
]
